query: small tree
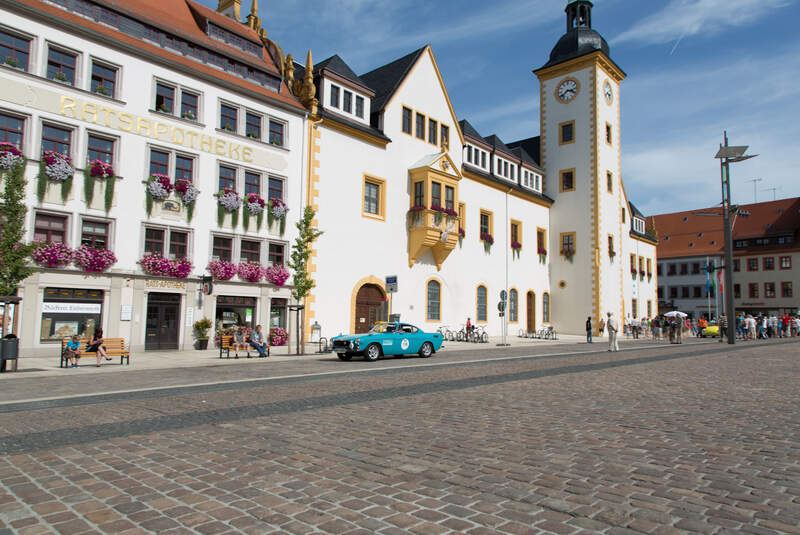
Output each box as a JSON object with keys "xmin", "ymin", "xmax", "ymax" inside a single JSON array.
[
  {"xmin": 287, "ymin": 206, "xmax": 323, "ymax": 354},
  {"xmin": 0, "ymin": 158, "xmax": 34, "ymax": 296}
]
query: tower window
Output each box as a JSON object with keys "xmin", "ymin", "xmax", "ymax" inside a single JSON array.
[
  {"xmin": 606, "ymin": 171, "xmax": 613, "ymax": 193},
  {"xmin": 560, "ymin": 169, "xmax": 575, "ymax": 192},
  {"xmin": 559, "ymin": 121, "xmax": 575, "ymax": 145},
  {"xmin": 606, "ymin": 123, "xmax": 613, "ymax": 145}
]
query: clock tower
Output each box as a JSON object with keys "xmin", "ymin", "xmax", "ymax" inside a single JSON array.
[{"xmin": 534, "ymin": 0, "xmax": 628, "ymax": 334}]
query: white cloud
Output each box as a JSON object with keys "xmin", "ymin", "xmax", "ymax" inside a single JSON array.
[{"xmin": 612, "ymin": 0, "xmax": 793, "ymax": 46}]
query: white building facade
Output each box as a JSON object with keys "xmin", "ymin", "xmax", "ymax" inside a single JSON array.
[{"xmin": 1, "ymin": 0, "xmax": 307, "ymax": 355}]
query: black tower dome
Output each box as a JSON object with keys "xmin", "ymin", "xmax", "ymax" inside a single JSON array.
[{"xmin": 541, "ymin": 0, "xmax": 610, "ymax": 69}]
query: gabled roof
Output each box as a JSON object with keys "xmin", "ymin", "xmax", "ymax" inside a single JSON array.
[
  {"xmin": 458, "ymin": 119, "xmax": 484, "ymax": 142},
  {"xmin": 506, "ymin": 137, "xmax": 541, "ymax": 167},
  {"xmin": 483, "ymin": 135, "xmax": 515, "ymax": 158},
  {"xmin": 629, "ymin": 202, "xmax": 645, "ymax": 220},
  {"xmin": 315, "ymin": 55, "xmax": 373, "ymax": 94},
  {"xmin": 360, "ymin": 46, "xmax": 427, "ymax": 112}
]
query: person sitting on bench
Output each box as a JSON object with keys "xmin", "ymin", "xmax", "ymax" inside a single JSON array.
[
  {"xmin": 249, "ymin": 324, "xmax": 268, "ymax": 357},
  {"xmin": 86, "ymin": 328, "xmax": 112, "ymax": 367},
  {"xmin": 64, "ymin": 335, "xmax": 81, "ymax": 368},
  {"xmin": 233, "ymin": 326, "xmax": 248, "ymax": 357}
]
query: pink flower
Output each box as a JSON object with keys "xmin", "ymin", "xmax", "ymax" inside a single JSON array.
[
  {"xmin": 73, "ymin": 245, "xmax": 117, "ymax": 273},
  {"xmin": 265, "ymin": 264, "xmax": 290, "ymax": 286},
  {"xmin": 31, "ymin": 242, "xmax": 73, "ymax": 267},
  {"xmin": 207, "ymin": 260, "xmax": 237, "ymax": 280},
  {"xmin": 237, "ymin": 262, "xmax": 266, "ymax": 283}
]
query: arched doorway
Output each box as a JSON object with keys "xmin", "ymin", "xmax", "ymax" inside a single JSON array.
[
  {"xmin": 354, "ymin": 283, "xmax": 387, "ymax": 333},
  {"xmin": 526, "ymin": 291, "xmax": 535, "ymax": 333}
]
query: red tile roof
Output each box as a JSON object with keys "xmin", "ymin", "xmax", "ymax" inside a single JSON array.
[
  {"xmin": 17, "ymin": 0, "xmax": 303, "ymax": 110},
  {"xmin": 653, "ymin": 198, "xmax": 800, "ymax": 259}
]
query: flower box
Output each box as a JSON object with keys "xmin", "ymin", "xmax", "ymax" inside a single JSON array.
[
  {"xmin": 237, "ymin": 261, "xmax": 266, "ymax": 283},
  {"xmin": 88, "ymin": 160, "xmax": 113, "ymax": 179},
  {"xmin": 511, "ymin": 241, "xmax": 522, "ymax": 251},
  {"xmin": 265, "ymin": 264, "xmax": 290, "ymax": 286},
  {"xmin": 269, "ymin": 327, "xmax": 288, "ymax": 346},
  {"xmin": 537, "ymin": 247, "xmax": 547, "ymax": 256},
  {"xmin": 31, "ymin": 242, "xmax": 73, "ymax": 268},
  {"xmin": 0, "ymin": 142, "xmax": 24, "ymax": 172},
  {"xmin": 73, "ymin": 245, "xmax": 117, "ymax": 273},
  {"xmin": 207, "ymin": 260, "xmax": 237, "ymax": 281},
  {"xmin": 139, "ymin": 254, "xmax": 192, "ymax": 278},
  {"xmin": 147, "ymin": 174, "xmax": 173, "ymax": 199},
  {"xmin": 480, "ymin": 232, "xmax": 494, "ymax": 245}
]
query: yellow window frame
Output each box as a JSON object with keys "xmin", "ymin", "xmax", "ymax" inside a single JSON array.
[{"xmin": 362, "ymin": 174, "xmax": 387, "ymax": 221}]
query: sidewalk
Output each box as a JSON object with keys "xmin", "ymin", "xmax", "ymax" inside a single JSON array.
[{"xmin": 1, "ymin": 332, "xmax": 662, "ymax": 379}]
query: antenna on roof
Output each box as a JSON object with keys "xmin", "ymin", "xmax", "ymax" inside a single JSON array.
[
  {"xmin": 761, "ymin": 186, "xmax": 781, "ymax": 201},
  {"xmin": 745, "ymin": 178, "xmax": 762, "ymax": 203}
]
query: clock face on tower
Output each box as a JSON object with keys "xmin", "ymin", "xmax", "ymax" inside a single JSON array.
[
  {"xmin": 556, "ymin": 77, "xmax": 579, "ymax": 102},
  {"xmin": 603, "ymin": 80, "xmax": 613, "ymax": 105}
]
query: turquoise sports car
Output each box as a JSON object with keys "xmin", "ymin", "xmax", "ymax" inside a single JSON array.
[{"xmin": 331, "ymin": 322, "xmax": 444, "ymax": 361}]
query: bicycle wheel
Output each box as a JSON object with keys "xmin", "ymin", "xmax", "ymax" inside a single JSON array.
[
  {"xmin": 481, "ymin": 332, "xmax": 489, "ymax": 343},
  {"xmin": 456, "ymin": 330, "xmax": 463, "ymax": 342}
]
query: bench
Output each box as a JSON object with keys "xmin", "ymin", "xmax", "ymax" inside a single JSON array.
[
  {"xmin": 60, "ymin": 338, "xmax": 130, "ymax": 368},
  {"xmin": 218, "ymin": 334, "xmax": 269, "ymax": 359}
]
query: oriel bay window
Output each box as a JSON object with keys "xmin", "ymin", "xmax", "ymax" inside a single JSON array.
[
  {"xmin": 431, "ymin": 182, "xmax": 441, "ymax": 207},
  {"xmin": 407, "ymin": 161, "xmax": 461, "ymax": 268},
  {"xmin": 445, "ymin": 186, "xmax": 454, "ymax": 211}
]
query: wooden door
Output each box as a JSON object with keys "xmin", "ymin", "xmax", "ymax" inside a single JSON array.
[
  {"xmin": 145, "ymin": 293, "xmax": 181, "ymax": 350},
  {"xmin": 527, "ymin": 291, "xmax": 535, "ymax": 333},
  {"xmin": 355, "ymin": 284, "xmax": 386, "ymax": 333}
]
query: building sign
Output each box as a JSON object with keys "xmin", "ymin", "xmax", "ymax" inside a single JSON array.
[
  {"xmin": 0, "ymin": 78, "xmax": 288, "ymax": 171},
  {"xmin": 42, "ymin": 302, "xmax": 102, "ymax": 314},
  {"xmin": 145, "ymin": 279, "xmax": 187, "ymax": 289},
  {"xmin": 385, "ymin": 275, "xmax": 398, "ymax": 293}
]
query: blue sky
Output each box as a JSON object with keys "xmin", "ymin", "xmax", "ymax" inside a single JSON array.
[{"xmin": 200, "ymin": 0, "xmax": 799, "ymax": 216}]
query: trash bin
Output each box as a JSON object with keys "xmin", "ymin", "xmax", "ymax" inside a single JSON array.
[{"xmin": 0, "ymin": 338, "xmax": 19, "ymax": 372}]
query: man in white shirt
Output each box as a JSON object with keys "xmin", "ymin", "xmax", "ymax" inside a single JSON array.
[{"xmin": 607, "ymin": 312, "xmax": 619, "ymax": 352}]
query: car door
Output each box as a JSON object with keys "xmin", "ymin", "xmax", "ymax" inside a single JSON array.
[
  {"xmin": 398, "ymin": 324, "xmax": 423, "ymax": 354},
  {"xmin": 380, "ymin": 324, "xmax": 400, "ymax": 355}
]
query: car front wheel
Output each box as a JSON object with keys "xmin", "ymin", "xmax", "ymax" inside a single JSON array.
[
  {"xmin": 419, "ymin": 342, "xmax": 434, "ymax": 358},
  {"xmin": 365, "ymin": 343, "xmax": 381, "ymax": 362},
  {"xmin": 337, "ymin": 353, "xmax": 352, "ymax": 361}
]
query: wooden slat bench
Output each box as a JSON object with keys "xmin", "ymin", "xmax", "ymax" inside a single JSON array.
[
  {"xmin": 218, "ymin": 334, "xmax": 269, "ymax": 359},
  {"xmin": 60, "ymin": 338, "xmax": 130, "ymax": 368}
]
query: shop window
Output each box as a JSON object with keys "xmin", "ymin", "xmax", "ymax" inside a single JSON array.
[
  {"xmin": 212, "ymin": 236, "xmax": 233, "ymax": 261},
  {"xmin": 41, "ymin": 124, "xmax": 71, "ymax": 156},
  {"xmin": 542, "ymin": 293, "xmax": 550, "ymax": 323},
  {"xmin": 268, "ymin": 243, "xmax": 284, "ymax": 266},
  {"xmin": 0, "ymin": 29, "xmax": 31, "ymax": 71},
  {"xmin": 149, "ymin": 149, "xmax": 169, "ymax": 176},
  {"xmin": 268, "ymin": 177, "xmax": 283, "ymax": 200},
  {"xmin": 476, "ymin": 285, "xmax": 487, "ymax": 322},
  {"xmin": 245, "ymin": 111, "xmax": 262, "ymax": 140},
  {"xmin": 782, "ymin": 282, "xmax": 792, "ymax": 298},
  {"xmin": 426, "ymin": 279, "xmax": 440, "ymax": 321},
  {"xmin": 240, "ymin": 239, "xmax": 260, "ymax": 263},
  {"xmin": 144, "ymin": 228, "xmax": 164, "ymax": 256},
  {"xmin": 343, "ymin": 90, "xmax": 352, "ymax": 113},
  {"xmin": 216, "ymin": 295, "xmax": 256, "ymax": 329},
  {"xmin": 47, "ymin": 47, "xmax": 76, "ymax": 85},
  {"xmin": 268, "ymin": 120, "xmax": 284, "ymax": 146},
  {"xmin": 80, "ymin": 220, "xmax": 108, "ymax": 249},
  {"xmin": 509, "ymin": 289, "xmax": 518, "ymax": 323},
  {"xmin": 428, "ymin": 118, "xmax": 438, "ymax": 145},
  {"xmin": 765, "ymin": 282, "xmax": 776, "ymax": 298},
  {"xmin": 40, "ymin": 287, "xmax": 103, "ymax": 342},
  {"xmin": 402, "ymin": 107, "xmax": 412, "ymax": 134},
  {"xmin": 87, "ymin": 134, "xmax": 114, "ymax": 165},
  {"xmin": 270, "ymin": 297, "xmax": 287, "ymax": 329},
  {"xmin": 156, "ymin": 83, "xmax": 175, "ymax": 113},
  {"xmin": 244, "ymin": 171, "xmax": 260, "ymax": 195},
  {"xmin": 169, "ymin": 230, "xmax": 188, "ymax": 259},
  {"xmin": 175, "ymin": 155, "xmax": 194, "ymax": 182},
  {"xmin": 415, "ymin": 112, "xmax": 425, "ymax": 140},
  {"xmin": 34, "ymin": 213, "xmax": 67, "ymax": 243},
  {"xmin": 763, "ymin": 257, "xmax": 775, "ymax": 271},
  {"xmin": 220, "ymin": 103, "xmax": 237, "ymax": 131},
  {"xmin": 218, "ymin": 165, "xmax": 236, "ymax": 191},
  {"xmin": 90, "ymin": 61, "xmax": 117, "ymax": 97},
  {"xmin": 0, "ymin": 112, "xmax": 24, "ymax": 149}
]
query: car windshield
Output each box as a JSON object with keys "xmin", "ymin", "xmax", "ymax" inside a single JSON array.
[{"xmin": 369, "ymin": 323, "xmax": 397, "ymax": 334}]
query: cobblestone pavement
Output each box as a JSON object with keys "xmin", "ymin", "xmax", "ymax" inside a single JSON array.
[{"xmin": 0, "ymin": 339, "xmax": 798, "ymax": 534}]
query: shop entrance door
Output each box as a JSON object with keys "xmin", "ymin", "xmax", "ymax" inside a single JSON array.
[{"xmin": 145, "ymin": 293, "xmax": 181, "ymax": 350}]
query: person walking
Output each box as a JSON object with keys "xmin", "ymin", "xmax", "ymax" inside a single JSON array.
[
  {"xmin": 598, "ymin": 316, "xmax": 605, "ymax": 338},
  {"xmin": 607, "ymin": 312, "xmax": 619, "ymax": 352},
  {"xmin": 585, "ymin": 316, "xmax": 592, "ymax": 343}
]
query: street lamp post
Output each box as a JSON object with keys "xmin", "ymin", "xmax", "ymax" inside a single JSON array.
[{"xmin": 714, "ymin": 131, "xmax": 757, "ymax": 345}]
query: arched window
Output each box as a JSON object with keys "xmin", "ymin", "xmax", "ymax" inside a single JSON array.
[
  {"xmin": 542, "ymin": 292, "xmax": 550, "ymax": 323},
  {"xmin": 509, "ymin": 289, "xmax": 518, "ymax": 322},
  {"xmin": 476, "ymin": 285, "xmax": 487, "ymax": 321},
  {"xmin": 426, "ymin": 280, "xmax": 441, "ymax": 321}
]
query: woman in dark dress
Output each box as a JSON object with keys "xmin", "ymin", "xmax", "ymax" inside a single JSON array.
[{"xmin": 86, "ymin": 328, "xmax": 111, "ymax": 366}]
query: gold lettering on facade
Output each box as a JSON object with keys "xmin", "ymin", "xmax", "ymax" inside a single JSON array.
[
  {"xmin": 59, "ymin": 96, "xmax": 77, "ymax": 117},
  {"xmin": 154, "ymin": 122, "xmax": 169, "ymax": 139},
  {"xmin": 118, "ymin": 112, "xmax": 133, "ymax": 131},
  {"xmin": 186, "ymin": 131, "xmax": 199, "ymax": 149},
  {"xmin": 228, "ymin": 143, "xmax": 240, "ymax": 160},
  {"xmin": 242, "ymin": 146, "xmax": 254, "ymax": 163},
  {"xmin": 136, "ymin": 118, "xmax": 151, "ymax": 137},
  {"xmin": 214, "ymin": 139, "xmax": 226, "ymax": 156},
  {"xmin": 99, "ymin": 107, "xmax": 116, "ymax": 127},
  {"xmin": 145, "ymin": 279, "xmax": 187, "ymax": 289},
  {"xmin": 200, "ymin": 135, "xmax": 213, "ymax": 152},
  {"xmin": 171, "ymin": 126, "xmax": 185, "ymax": 145},
  {"xmin": 81, "ymin": 102, "xmax": 98, "ymax": 124}
]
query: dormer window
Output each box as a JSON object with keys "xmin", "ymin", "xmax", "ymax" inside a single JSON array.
[
  {"xmin": 330, "ymin": 85, "xmax": 340, "ymax": 108},
  {"xmin": 355, "ymin": 96, "xmax": 364, "ymax": 118},
  {"xmin": 633, "ymin": 217, "xmax": 645, "ymax": 234},
  {"xmin": 343, "ymin": 90, "xmax": 352, "ymax": 113}
]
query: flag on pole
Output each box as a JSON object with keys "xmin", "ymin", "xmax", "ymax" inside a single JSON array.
[{"xmin": 717, "ymin": 265, "xmax": 724, "ymax": 296}]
